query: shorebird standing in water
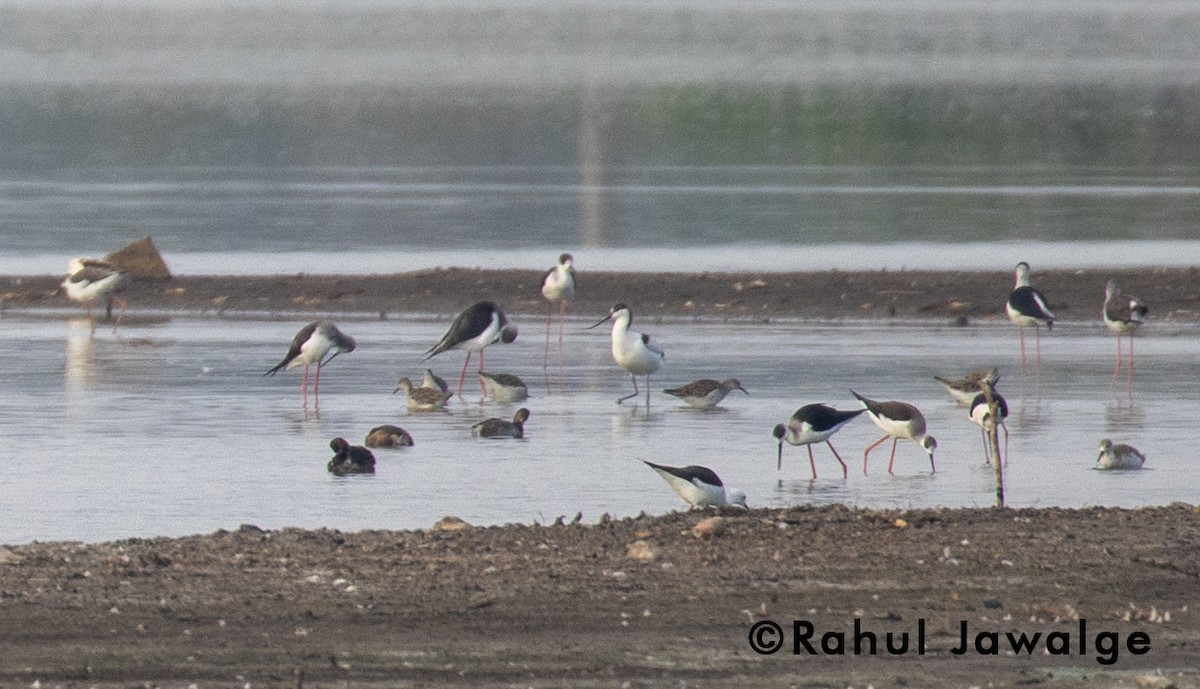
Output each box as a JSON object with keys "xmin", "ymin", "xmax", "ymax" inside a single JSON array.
[
  {"xmin": 586, "ymin": 303, "xmax": 664, "ymax": 407},
  {"xmin": 663, "ymin": 378, "xmax": 748, "ymax": 410},
  {"xmin": 59, "ymin": 258, "xmax": 130, "ymax": 335},
  {"xmin": 394, "ymin": 377, "xmax": 453, "ymax": 411},
  {"xmin": 1103, "ymin": 279, "xmax": 1148, "ymax": 388},
  {"xmin": 851, "ymin": 390, "xmax": 937, "ymax": 475},
  {"xmin": 643, "ymin": 461, "xmax": 747, "ymax": 509},
  {"xmin": 1096, "ymin": 439, "xmax": 1146, "ymax": 470},
  {"xmin": 773, "ymin": 404, "xmax": 864, "ymax": 480},
  {"xmin": 934, "ymin": 368, "xmax": 1000, "ymax": 406},
  {"xmin": 968, "ymin": 390, "xmax": 1009, "ymax": 466},
  {"xmin": 1006, "ymin": 262, "xmax": 1055, "ymax": 372},
  {"xmin": 541, "ymin": 253, "xmax": 576, "ymax": 371},
  {"xmin": 423, "ymin": 301, "xmax": 517, "ymax": 400},
  {"xmin": 265, "ymin": 320, "xmax": 356, "ymax": 408}
]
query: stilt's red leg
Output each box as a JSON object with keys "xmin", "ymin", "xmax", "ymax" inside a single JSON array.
[
  {"xmin": 807, "ymin": 445, "xmax": 818, "ymax": 480},
  {"xmin": 886, "ymin": 438, "xmax": 899, "ymax": 475},
  {"xmin": 863, "ymin": 435, "xmax": 889, "ymax": 475},
  {"xmin": 456, "ymin": 352, "xmax": 472, "ymax": 398},
  {"xmin": 826, "ymin": 441, "xmax": 849, "ymax": 479}
]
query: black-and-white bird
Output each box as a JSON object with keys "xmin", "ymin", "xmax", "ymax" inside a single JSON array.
[
  {"xmin": 773, "ymin": 404, "xmax": 865, "ymax": 480},
  {"xmin": 422, "ymin": 368, "xmax": 450, "ymax": 393},
  {"xmin": 327, "ymin": 437, "xmax": 376, "ymax": 475},
  {"xmin": 968, "ymin": 390, "xmax": 1009, "ymax": 466},
  {"xmin": 643, "ymin": 461, "xmax": 747, "ymax": 509},
  {"xmin": 1097, "ymin": 438, "xmax": 1146, "ymax": 470},
  {"xmin": 59, "ymin": 257, "xmax": 130, "ymax": 335},
  {"xmin": 542, "ymin": 252, "xmax": 576, "ymax": 370},
  {"xmin": 1006, "ymin": 262, "xmax": 1055, "ymax": 369},
  {"xmin": 424, "ymin": 301, "xmax": 517, "ymax": 399},
  {"xmin": 471, "ymin": 407, "xmax": 530, "ymax": 439},
  {"xmin": 586, "ymin": 304, "xmax": 665, "ymax": 407},
  {"xmin": 663, "ymin": 378, "xmax": 748, "ymax": 410},
  {"xmin": 265, "ymin": 320, "xmax": 356, "ymax": 406},
  {"xmin": 1103, "ymin": 279, "xmax": 1149, "ymax": 384},
  {"xmin": 851, "ymin": 390, "xmax": 937, "ymax": 475},
  {"xmin": 364, "ymin": 425, "xmax": 414, "ymax": 448}
]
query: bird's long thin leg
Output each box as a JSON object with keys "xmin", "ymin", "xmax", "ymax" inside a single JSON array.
[
  {"xmin": 456, "ymin": 352, "xmax": 472, "ymax": 399},
  {"xmin": 644, "ymin": 375, "xmax": 651, "ymax": 408},
  {"xmin": 1111, "ymin": 334, "xmax": 1124, "ymax": 383},
  {"xmin": 543, "ymin": 305, "xmax": 553, "ymax": 371},
  {"xmin": 825, "ymin": 441, "xmax": 849, "ymax": 479},
  {"xmin": 617, "ymin": 374, "xmax": 639, "ymax": 404},
  {"xmin": 806, "ymin": 445, "xmax": 818, "ymax": 481},
  {"xmin": 313, "ymin": 361, "xmax": 322, "ymax": 402},
  {"xmin": 980, "ymin": 429, "xmax": 991, "ymax": 466},
  {"xmin": 112, "ymin": 296, "xmax": 128, "ymax": 334},
  {"xmin": 557, "ymin": 301, "xmax": 568, "ymax": 381},
  {"xmin": 862, "ymin": 434, "xmax": 890, "ymax": 475},
  {"xmin": 886, "ymin": 438, "xmax": 900, "ymax": 476},
  {"xmin": 301, "ymin": 363, "xmax": 310, "ymax": 408}
]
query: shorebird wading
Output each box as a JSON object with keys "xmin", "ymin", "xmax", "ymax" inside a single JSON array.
[
  {"xmin": 1006, "ymin": 262, "xmax": 1055, "ymax": 369},
  {"xmin": 851, "ymin": 390, "xmax": 937, "ymax": 475},
  {"xmin": 969, "ymin": 390, "xmax": 1009, "ymax": 466},
  {"xmin": 541, "ymin": 253, "xmax": 576, "ymax": 369},
  {"xmin": 934, "ymin": 368, "xmax": 1001, "ymax": 406},
  {"xmin": 643, "ymin": 461, "xmax": 747, "ymax": 509},
  {"xmin": 59, "ymin": 258, "xmax": 130, "ymax": 335},
  {"xmin": 394, "ymin": 377, "xmax": 453, "ymax": 411},
  {"xmin": 663, "ymin": 378, "xmax": 748, "ymax": 410},
  {"xmin": 773, "ymin": 404, "xmax": 865, "ymax": 480},
  {"xmin": 423, "ymin": 301, "xmax": 517, "ymax": 399},
  {"xmin": 265, "ymin": 320, "xmax": 356, "ymax": 406},
  {"xmin": 1103, "ymin": 280, "xmax": 1148, "ymax": 384},
  {"xmin": 587, "ymin": 303, "xmax": 664, "ymax": 407}
]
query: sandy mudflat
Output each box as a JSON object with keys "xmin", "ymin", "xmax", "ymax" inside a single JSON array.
[
  {"xmin": 1, "ymin": 505, "xmax": 1198, "ymax": 688},
  {"xmin": 4, "ymin": 266, "xmax": 1199, "ymax": 322},
  {"xmin": 2, "ymin": 267, "xmax": 1198, "ymax": 688}
]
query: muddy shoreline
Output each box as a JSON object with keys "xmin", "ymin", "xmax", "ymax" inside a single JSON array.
[
  {"xmin": 4, "ymin": 266, "xmax": 1200, "ymax": 322},
  {"xmin": 1, "ymin": 505, "xmax": 1197, "ymax": 688}
]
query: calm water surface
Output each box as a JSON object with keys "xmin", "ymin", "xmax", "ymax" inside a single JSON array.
[{"xmin": 2, "ymin": 313, "xmax": 1194, "ymax": 544}]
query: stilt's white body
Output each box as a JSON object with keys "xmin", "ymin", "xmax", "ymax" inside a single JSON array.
[
  {"xmin": 644, "ymin": 461, "xmax": 747, "ymax": 509},
  {"xmin": 589, "ymin": 304, "xmax": 665, "ymax": 406},
  {"xmin": 609, "ymin": 309, "xmax": 663, "ymax": 376}
]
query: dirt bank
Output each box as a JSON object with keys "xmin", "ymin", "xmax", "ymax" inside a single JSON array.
[
  {"xmin": 4, "ymin": 266, "xmax": 1199, "ymax": 322},
  {"xmin": 1, "ymin": 505, "xmax": 1197, "ymax": 688}
]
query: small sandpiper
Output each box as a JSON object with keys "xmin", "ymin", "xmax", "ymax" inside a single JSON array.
[
  {"xmin": 663, "ymin": 378, "xmax": 748, "ymax": 410},
  {"xmin": 934, "ymin": 368, "xmax": 1000, "ymax": 406},
  {"xmin": 394, "ymin": 377, "xmax": 453, "ymax": 411}
]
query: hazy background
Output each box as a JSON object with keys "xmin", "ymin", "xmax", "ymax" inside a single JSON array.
[{"xmin": 2, "ymin": 0, "xmax": 1198, "ymax": 269}]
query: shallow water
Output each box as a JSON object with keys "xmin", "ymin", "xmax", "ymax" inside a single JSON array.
[{"xmin": 2, "ymin": 312, "xmax": 1193, "ymax": 544}]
